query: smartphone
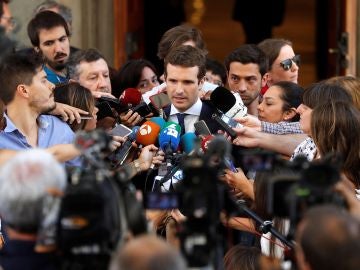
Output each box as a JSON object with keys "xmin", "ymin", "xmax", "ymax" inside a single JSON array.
[
  {"xmin": 212, "ymin": 114, "xmax": 237, "ymax": 138},
  {"xmin": 194, "ymin": 120, "xmax": 212, "ymax": 136},
  {"xmin": 143, "ymin": 192, "xmax": 180, "ymax": 210},
  {"xmin": 149, "ymin": 92, "xmax": 171, "ymax": 110},
  {"xmin": 80, "ymin": 116, "xmax": 93, "ymax": 120},
  {"xmin": 109, "ymin": 124, "xmax": 132, "ymax": 137},
  {"xmin": 96, "ymin": 101, "xmax": 114, "ymax": 120},
  {"xmin": 131, "ymin": 102, "xmax": 152, "ymax": 117}
]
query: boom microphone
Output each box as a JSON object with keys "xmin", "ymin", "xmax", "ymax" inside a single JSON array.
[
  {"xmin": 136, "ymin": 121, "xmax": 161, "ymax": 146},
  {"xmin": 119, "ymin": 88, "xmax": 142, "ymax": 107},
  {"xmin": 210, "ymin": 86, "xmax": 247, "ymax": 118}
]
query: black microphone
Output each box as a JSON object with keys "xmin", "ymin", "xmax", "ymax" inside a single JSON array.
[{"xmin": 210, "ymin": 86, "xmax": 247, "ymax": 118}]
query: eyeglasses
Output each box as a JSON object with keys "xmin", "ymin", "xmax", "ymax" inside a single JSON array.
[{"xmin": 279, "ymin": 55, "xmax": 301, "ymax": 71}]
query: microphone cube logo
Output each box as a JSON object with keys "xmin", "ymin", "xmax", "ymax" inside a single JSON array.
[
  {"xmin": 164, "ymin": 127, "xmax": 179, "ymax": 138},
  {"xmin": 139, "ymin": 124, "xmax": 152, "ymax": 135}
]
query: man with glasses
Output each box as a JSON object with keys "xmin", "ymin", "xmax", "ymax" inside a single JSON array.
[
  {"xmin": 0, "ymin": 0, "xmax": 16, "ymax": 34},
  {"xmin": 224, "ymin": 44, "xmax": 268, "ymax": 116}
]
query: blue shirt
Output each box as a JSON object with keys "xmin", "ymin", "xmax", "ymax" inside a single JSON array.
[
  {"xmin": 0, "ymin": 114, "xmax": 81, "ymax": 167},
  {"xmin": 43, "ymin": 65, "xmax": 68, "ymax": 84}
]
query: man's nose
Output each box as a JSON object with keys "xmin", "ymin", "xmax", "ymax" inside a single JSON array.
[{"xmin": 54, "ymin": 41, "xmax": 63, "ymax": 53}]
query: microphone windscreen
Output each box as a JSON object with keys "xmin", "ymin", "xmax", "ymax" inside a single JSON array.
[
  {"xmin": 158, "ymin": 125, "xmax": 181, "ymax": 152},
  {"xmin": 119, "ymin": 88, "xmax": 142, "ymax": 107},
  {"xmin": 181, "ymin": 132, "xmax": 197, "ymax": 154},
  {"xmin": 150, "ymin": 117, "xmax": 166, "ymax": 130},
  {"xmin": 210, "ymin": 86, "xmax": 236, "ymax": 113},
  {"xmin": 129, "ymin": 126, "xmax": 140, "ymax": 141},
  {"xmin": 136, "ymin": 121, "xmax": 161, "ymax": 145},
  {"xmin": 201, "ymin": 135, "xmax": 214, "ymax": 152},
  {"xmin": 163, "ymin": 121, "xmax": 181, "ymax": 133}
]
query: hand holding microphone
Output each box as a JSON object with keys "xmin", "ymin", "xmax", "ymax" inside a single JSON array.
[{"xmin": 119, "ymin": 88, "xmax": 143, "ymax": 127}]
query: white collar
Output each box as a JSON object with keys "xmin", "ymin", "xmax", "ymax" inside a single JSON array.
[{"xmin": 170, "ymin": 98, "xmax": 202, "ymax": 116}]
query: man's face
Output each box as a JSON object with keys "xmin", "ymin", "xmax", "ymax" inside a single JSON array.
[
  {"xmin": 227, "ymin": 62, "xmax": 264, "ymax": 106},
  {"xmin": 37, "ymin": 26, "xmax": 70, "ymax": 72},
  {"xmin": 77, "ymin": 59, "xmax": 112, "ymax": 93},
  {"xmin": 166, "ymin": 63, "xmax": 203, "ymax": 112},
  {"xmin": 27, "ymin": 68, "xmax": 56, "ymax": 114}
]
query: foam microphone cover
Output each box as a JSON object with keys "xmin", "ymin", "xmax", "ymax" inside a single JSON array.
[
  {"xmin": 181, "ymin": 132, "xmax": 197, "ymax": 154},
  {"xmin": 129, "ymin": 126, "xmax": 140, "ymax": 141},
  {"xmin": 201, "ymin": 135, "xmax": 215, "ymax": 153},
  {"xmin": 158, "ymin": 124, "xmax": 181, "ymax": 152},
  {"xmin": 210, "ymin": 86, "xmax": 236, "ymax": 113},
  {"xmin": 150, "ymin": 117, "xmax": 166, "ymax": 130},
  {"xmin": 136, "ymin": 121, "xmax": 161, "ymax": 146},
  {"xmin": 162, "ymin": 121, "xmax": 182, "ymax": 133},
  {"xmin": 119, "ymin": 88, "xmax": 142, "ymax": 107}
]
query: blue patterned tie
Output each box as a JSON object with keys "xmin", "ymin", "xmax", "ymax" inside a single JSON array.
[{"xmin": 176, "ymin": 113, "xmax": 186, "ymax": 136}]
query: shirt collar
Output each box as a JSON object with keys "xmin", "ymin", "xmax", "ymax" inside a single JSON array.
[
  {"xmin": 170, "ymin": 98, "xmax": 202, "ymax": 116},
  {"xmin": 3, "ymin": 114, "xmax": 49, "ymax": 133}
]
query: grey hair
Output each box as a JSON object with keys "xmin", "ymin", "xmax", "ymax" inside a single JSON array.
[
  {"xmin": 33, "ymin": 0, "xmax": 72, "ymax": 28},
  {"xmin": 0, "ymin": 149, "xmax": 66, "ymax": 231}
]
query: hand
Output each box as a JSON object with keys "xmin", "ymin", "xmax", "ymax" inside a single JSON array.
[
  {"xmin": 334, "ymin": 177, "xmax": 360, "ymax": 221},
  {"xmin": 136, "ymin": 144, "xmax": 158, "ymax": 171},
  {"xmin": 223, "ymin": 168, "xmax": 255, "ymax": 200},
  {"xmin": 232, "ymin": 126, "xmax": 261, "ymax": 148},
  {"xmin": 51, "ymin": 103, "xmax": 89, "ymax": 124},
  {"xmin": 91, "ymin": 91, "xmax": 116, "ymax": 99},
  {"xmin": 170, "ymin": 209, "xmax": 186, "ymax": 223},
  {"xmin": 109, "ymin": 135, "xmax": 126, "ymax": 151},
  {"xmin": 235, "ymin": 115, "xmax": 261, "ymax": 131},
  {"xmin": 120, "ymin": 110, "xmax": 142, "ymax": 127},
  {"xmin": 152, "ymin": 150, "xmax": 165, "ymax": 166},
  {"xmin": 199, "ymin": 90, "xmax": 212, "ymax": 100}
]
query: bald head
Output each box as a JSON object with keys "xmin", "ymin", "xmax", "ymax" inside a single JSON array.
[{"xmin": 112, "ymin": 235, "xmax": 186, "ymax": 270}]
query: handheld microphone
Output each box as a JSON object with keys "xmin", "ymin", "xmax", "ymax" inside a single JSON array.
[
  {"xmin": 158, "ymin": 123, "xmax": 181, "ymax": 169},
  {"xmin": 181, "ymin": 132, "xmax": 197, "ymax": 154},
  {"xmin": 150, "ymin": 117, "xmax": 166, "ymax": 130},
  {"xmin": 136, "ymin": 121, "xmax": 161, "ymax": 146},
  {"xmin": 210, "ymin": 86, "xmax": 247, "ymax": 118},
  {"xmin": 108, "ymin": 126, "xmax": 140, "ymax": 168},
  {"xmin": 201, "ymin": 135, "xmax": 215, "ymax": 153},
  {"xmin": 119, "ymin": 88, "xmax": 142, "ymax": 107}
]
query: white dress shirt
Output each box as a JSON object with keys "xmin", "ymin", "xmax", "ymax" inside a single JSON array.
[{"xmin": 168, "ymin": 98, "xmax": 202, "ymax": 133}]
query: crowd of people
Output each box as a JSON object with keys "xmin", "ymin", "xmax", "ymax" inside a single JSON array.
[{"xmin": 0, "ymin": 1, "xmax": 360, "ymax": 270}]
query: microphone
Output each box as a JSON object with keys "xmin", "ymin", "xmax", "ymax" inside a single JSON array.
[
  {"xmin": 200, "ymin": 135, "xmax": 215, "ymax": 153},
  {"xmin": 181, "ymin": 132, "xmax": 197, "ymax": 154},
  {"xmin": 136, "ymin": 121, "xmax": 161, "ymax": 146},
  {"xmin": 119, "ymin": 88, "xmax": 142, "ymax": 107},
  {"xmin": 158, "ymin": 123, "xmax": 181, "ymax": 169},
  {"xmin": 210, "ymin": 86, "xmax": 247, "ymax": 118},
  {"xmin": 150, "ymin": 117, "xmax": 166, "ymax": 130},
  {"xmin": 108, "ymin": 126, "xmax": 140, "ymax": 168}
]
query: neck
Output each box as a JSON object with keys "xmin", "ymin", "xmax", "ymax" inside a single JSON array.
[
  {"xmin": 246, "ymin": 96, "xmax": 259, "ymax": 116},
  {"xmin": 46, "ymin": 63, "xmax": 65, "ymax": 77},
  {"xmin": 7, "ymin": 103, "xmax": 39, "ymax": 146}
]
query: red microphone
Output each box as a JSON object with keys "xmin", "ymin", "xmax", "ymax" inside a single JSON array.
[
  {"xmin": 201, "ymin": 135, "xmax": 214, "ymax": 153},
  {"xmin": 136, "ymin": 121, "xmax": 161, "ymax": 146},
  {"xmin": 119, "ymin": 88, "xmax": 142, "ymax": 107}
]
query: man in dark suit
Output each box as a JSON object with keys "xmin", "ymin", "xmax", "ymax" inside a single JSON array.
[{"xmin": 162, "ymin": 45, "xmax": 220, "ymax": 134}]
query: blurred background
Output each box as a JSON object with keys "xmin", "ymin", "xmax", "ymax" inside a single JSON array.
[{"xmin": 10, "ymin": 0, "xmax": 360, "ymax": 87}]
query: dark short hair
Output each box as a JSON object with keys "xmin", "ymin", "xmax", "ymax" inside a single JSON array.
[
  {"xmin": 67, "ymin": 48, "xmax": 107, "ymax": 80},
  {"xmin": 258, "ymin": 38, "xmax": 293, "ymax": 69},
  {"xmin": 34, "ymin": 0, "xmax": 72, "ymax": 27},
  {"xmin": 27, "ymin": 10, "xmax": 70, "ymax": 47},
  {"xmin": 0, "ymin": 52, "xmax": 43, "ymax": 105},
  {"xmin": 302, "ymin": 81, "xmax": 352, "ymax": 109},
  {"xmin": 164, "ymin": 45, "xmax": 206, "ymax": 81},
  {"xmin": 113, "ymin": 59, "xmax": 158, "ymax": 98},
  {"xmin": 157, "ymin": 24, "xmax": 206, "ymax": 60},
  {"xmin": 205, "ymin": 58, "xmax": 227, "ymax": 85},
  {"xmin": 224, "ymin": 44, "xmax": 269, "ymax": 77},
  {"xmin": 272, "ymin": 81, "xmax": 304, "ymax": 122}
]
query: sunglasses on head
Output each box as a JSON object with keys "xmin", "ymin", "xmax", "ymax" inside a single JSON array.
[{"xmin": 280, "ymin": 55, "xmax": 301, "ymax": 71}]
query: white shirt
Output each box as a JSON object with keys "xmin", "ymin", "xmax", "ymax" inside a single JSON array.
[{"xmin": 168, "ymin": 98, "xmax": 202, "ymax": 133}]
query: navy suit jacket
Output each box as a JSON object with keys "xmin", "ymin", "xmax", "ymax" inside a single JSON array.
[{"xmin": 163, "ymin": 101, "xmax": 222, "ymax": 134}]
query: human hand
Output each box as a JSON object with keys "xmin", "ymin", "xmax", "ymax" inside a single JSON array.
[
  {"xmin": 120, "ymin": 110, "xmax": 142, "ymax": 127},
  {"xmin": 152, "ymin": 150, "xmax": 165, "ymax": 166},
  {"xmin": 91, "ymin": 91, "xmax": 116, "ymax": 99},
  {"xmin": 235, "ymin": 115, "xmax": 261, "ymax": 131},
  {"xmin": 223, "ymin": 168, "xmax": 255, "ymax": 200},
  {"xmin": 334, "ymin": 177, "xmax": 360, "ymax": 221},
  {"xmin": 51, "ymin": 102, "xmax": 89, "ymax": 124},
  {"xmin": 232, "ymin": 126, "xmax": 261, "ymax": 148},
  {"xmin": 109, "ymin": 135, "xmax": 126, "ymax": 151},
  {"xmin": 136, "ymin": 144, "xmax": 158, "ymax": 171}
]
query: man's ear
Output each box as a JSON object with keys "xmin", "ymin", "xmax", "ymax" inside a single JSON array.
[
  {"xmin": 283, "ymin": 108, "xmax": 297, "ymax": 121},
  {"xmin": 198, "ymin": 76, "xmax": 205, "ymax": 90},
  {"xmin": 261, "ymin": 72, "xmax": 270, "ymax": 88},
  {"xmin": 16, "ymin": 84, "xmax": 29, "ymax": 98},
  {"xmin": 68, "ymin": 78, "xmax": 77, "ymax": 83}
]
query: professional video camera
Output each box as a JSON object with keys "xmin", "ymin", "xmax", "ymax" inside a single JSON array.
[{"xmin": 57, "ymin": 129, "xmax": 147, "ymax": 270}]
